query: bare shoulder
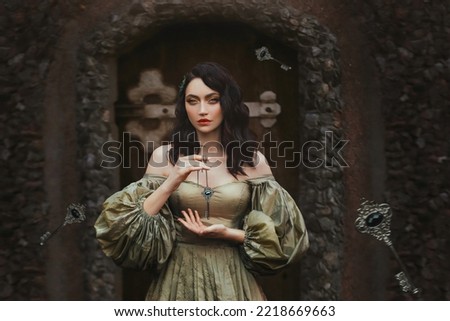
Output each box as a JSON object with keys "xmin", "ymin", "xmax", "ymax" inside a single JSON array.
[
  {"xmin": 145, "ymin": 144, "xmax": 172, "ymax": 176},
  {"xmin": 244, "ymin": 151, "xmax": 273, "ymax": 178}
]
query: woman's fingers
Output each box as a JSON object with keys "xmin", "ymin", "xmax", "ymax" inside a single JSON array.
[
  {"xmin": 181, "ymin": 209, "xmax": 202, "ymax": 226},
  {"xmin": 194, "ymin": 210, "xmax": 202, "ymax": 224},
  {"xmin": 178, "ymin": 215, "xmax": 196, "ymax": 233},
  {"xmin": 188, "ymin": 209, "xmax": 202, "ymax": 227},
  {"xmin": 170, "ymin": 155, "xmax": 210, "ymax": 188},
  {"xmin": 178, "ymin": 208, "xmax": 206, "ymax": 235},
  {"xmin": 181, "ymin": 210, "xmax": 193, "ymax": 224},
  {"xmin": 177, "ymin": 155, "xmax": 210, "ymax": 171},
  {"xmin": 177, "ymin": 217, "xmax": 188, "ymax": 228}
]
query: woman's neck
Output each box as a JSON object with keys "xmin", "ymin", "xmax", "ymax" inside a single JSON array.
[
  {"xmin": 196, "ymin": 130, "xmax": 220, "ymax": 146},
  {"xmin": 196, "ymin": 131, "xmax": 224, "ymax": 157}
]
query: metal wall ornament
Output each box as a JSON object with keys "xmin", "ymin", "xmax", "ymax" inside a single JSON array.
[
  {"xmin": 355, "ymin": 199, "xmax": 421, "ymax": 297},
  {"xmin": 355, "ymin": 199, "xmax": 392, "ymax": 246},
  {"xmin": 40, "ymin": 203, "xmax": 87, "ymax": 246},
  {"xmin": 255, "ymin": 46, "xmax": 292, "ymax": 71}
]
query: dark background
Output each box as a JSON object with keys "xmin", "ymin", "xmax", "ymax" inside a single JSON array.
[{"xmin": 0, "ymin": 0, "xmax": 448, "ymax": 300}]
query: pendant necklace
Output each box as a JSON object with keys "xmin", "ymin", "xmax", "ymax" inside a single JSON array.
[{"xmin": 197, "ymin": 156, "xmax": 213, "ymax": 219}]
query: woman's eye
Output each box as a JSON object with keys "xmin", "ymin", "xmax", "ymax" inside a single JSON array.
[
  {"xmin": 209, "ymin": 98, "xmax": 219, "ymax": 104},
  {"xmin": 186, "ymin": 100, "xmax": 198, "ymax": 105}
]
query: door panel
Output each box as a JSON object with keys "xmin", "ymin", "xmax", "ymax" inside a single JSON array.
[{"xmin": 116, "ymin": 22, "xmax": 301, "ymax": 300}]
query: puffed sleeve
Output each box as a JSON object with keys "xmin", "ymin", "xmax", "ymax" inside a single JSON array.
[
  {"xmin": 94, "ymin": 174, "xmax": 176, "ymax": 271},
  {"xmin": 239, "ymin": 176, "xmax": 309, "ymax": 275}
]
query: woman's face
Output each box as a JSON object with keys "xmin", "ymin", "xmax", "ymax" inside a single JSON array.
[{"xmin": 184, "ymin": 77, "xmax": 223, "ymax": 136}]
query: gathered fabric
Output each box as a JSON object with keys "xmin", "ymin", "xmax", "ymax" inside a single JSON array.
[{"xmin": 95, "ymin": 174, "xmax": 309, "ymax": 300}]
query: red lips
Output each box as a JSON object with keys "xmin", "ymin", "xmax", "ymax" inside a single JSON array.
[{"xmin": 197, "ymin": 118, "xmax": 211, "ymax": 125}]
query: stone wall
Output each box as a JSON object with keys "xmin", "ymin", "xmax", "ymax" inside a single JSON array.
[
  {"xmin": 0, "ymin": 0, "xmax": 122, "ymax": 301},
  {"xmin": 1, "ymin": 0, "xmax": 448, "ymax": 300},
  {"xmin": 0, "ymin": 0, "xmax": 62, "ymax": 300},
  {"xmin": 351, "ymin": 0, "xmax": 449, "ymax": 300}
]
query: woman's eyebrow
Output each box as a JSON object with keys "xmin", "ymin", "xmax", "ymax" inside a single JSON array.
[{"xmin": 185, "ymin": 93, "xmax": 220, "ymax": 99}]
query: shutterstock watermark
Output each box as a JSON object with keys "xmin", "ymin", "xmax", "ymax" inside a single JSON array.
[{"xmin": 100, "ymin": 131, "xmax": 349, "ymax": 169}]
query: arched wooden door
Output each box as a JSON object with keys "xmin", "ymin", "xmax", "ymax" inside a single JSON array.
[{"xmin": 116, "ymin": 22, "xmax": 301, "ymax": 300}]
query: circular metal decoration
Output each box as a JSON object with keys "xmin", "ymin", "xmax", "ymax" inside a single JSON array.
[
  {"xmin": 255, "ymin": 46, "xmax": 272, "ymax": 61},
  {"xmin": 255, "ymin": 46, "xmax": 292, "ymax": 71},
  {"xmin": 355, "ymin": 199, "xmax": 421, "ymax": 297},
  {"xmin": 40, "ymin": 203, "xmax": 87, "ymax": 246},
  {"xmin": 64, "ymin": 203, "xmax": 87, "ymax": 225},
  {"xmin": 355, "ymin": 199, "xmax": 392, "ymax": 246}
]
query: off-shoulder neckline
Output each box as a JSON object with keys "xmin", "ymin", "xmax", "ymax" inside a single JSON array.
[{"xmin": 143, "ymin": 173, "xmax": 275, "ymax": 189}]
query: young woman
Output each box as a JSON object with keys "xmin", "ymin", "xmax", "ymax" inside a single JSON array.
[{"xmin": 95, "ymin": 62, "xmax": 309, "ymax": 300}]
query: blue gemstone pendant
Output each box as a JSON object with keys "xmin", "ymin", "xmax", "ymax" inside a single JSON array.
[
  {"xmin": 365, "ymin": 211, "xmax": 384, "ymax": 227},
  {"xmin": 202, "ymin": 187, "xmax": 214, "ymax": 219}
]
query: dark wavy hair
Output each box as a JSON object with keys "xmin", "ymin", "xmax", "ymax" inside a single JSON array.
[{"xmin": 169, "ymin": 62, "xmax": 256, "ymax": 177}]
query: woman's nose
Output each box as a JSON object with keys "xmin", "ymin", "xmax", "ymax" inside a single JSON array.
[{"xmin": 199, "ymin": 101, "xmax": 208, "ymax": 115}]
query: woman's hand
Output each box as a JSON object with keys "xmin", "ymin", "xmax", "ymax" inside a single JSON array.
[
  {"xmin": 163, "ymin": 155, "xmax": 210, "ymax": 192},
  {"xmin": 143, "ymin": 153, "xmax": 209, "ymax": 216},
  {"xmin": 178, "ymin": 208, "xmax": 245, "ymax": 243}
]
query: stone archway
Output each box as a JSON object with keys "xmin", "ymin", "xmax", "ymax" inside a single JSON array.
[{"xmin": 75, "ymin": 0, "xmax": 344, "ymax": 300}]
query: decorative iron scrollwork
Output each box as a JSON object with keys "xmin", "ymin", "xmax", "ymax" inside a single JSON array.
[
  {"xmin": 355, "ymin": 199, "xmax": 392, "ymax": 246},
  {"xmin": 255, "ymin": 46, "xmax": 292, "ymax": 71},
  {"xmin": 355, "ymin": 199, "xmax": 421, "ymax": 297},
  {"xmin": 40, "ymin": 203, "xmax": 86, "ymax": 246}
]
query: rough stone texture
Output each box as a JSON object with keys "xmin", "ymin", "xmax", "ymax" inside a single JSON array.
[
  {"xmin": 295, "ymin": 22, "xmax": 344, "ymax": 300},
  {"xmin": 76, "ymin": 51, "xmax": 121, "ymax": 301},
  {"xmin": 0, "ymin": 0, "xmax": 123, "ymax": 301},
  {"xmin": 1, "ymin": 0, "xmax": 448, "ymax": 301},
  {"xmin": 350, "ymin": 0, "xmax": 449, "ymax": 300},
  {"xmin": 0, "ymin": 0, "xmax": 61, "ymax": 300}
]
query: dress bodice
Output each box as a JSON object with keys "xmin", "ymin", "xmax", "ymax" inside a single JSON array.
[
  {"xmin": 95, "ymin": 173, "xmax": 309, "ymax": 299},
  {"xmin": 169, "ymin": 180, "xmax": 251, "ymax": 244}
]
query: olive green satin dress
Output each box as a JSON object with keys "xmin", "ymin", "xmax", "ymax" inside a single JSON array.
[{"xmin": 95, "ymin": 174, "xmax": 309, "ymax": 301}]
